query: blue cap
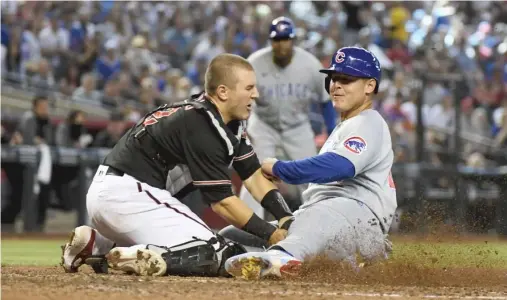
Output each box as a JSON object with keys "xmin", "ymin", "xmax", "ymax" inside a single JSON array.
[{"xmin": 269, "ymin": 17, "xmax": 295, "ymax": 40}]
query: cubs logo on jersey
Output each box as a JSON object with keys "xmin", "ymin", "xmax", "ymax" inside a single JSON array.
[{"xmin": 344, "ymin": 136, "xmax": 367, "ymax": 154}]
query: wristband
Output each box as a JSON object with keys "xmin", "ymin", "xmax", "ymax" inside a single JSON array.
[
  {"xmin": 241, "ymin": 213, "xmax": 277, "ymax": 241},
  {"xmin": 260, "ymin": 189, "xmax": 293, "ymax": 220}
]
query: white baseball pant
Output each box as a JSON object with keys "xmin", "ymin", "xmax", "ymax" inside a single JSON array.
[{"xmin": 86, "ymin": 165, "xmax": 215, "ymax": 254}]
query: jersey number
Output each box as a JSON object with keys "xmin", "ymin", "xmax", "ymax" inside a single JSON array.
[
  {"xmin": 143, "ymin": 108, "xmax": 180, "ymax": 126},
  {"xmin": 388, "ymin": 171, "xmax": 396, "ymax": 189}
]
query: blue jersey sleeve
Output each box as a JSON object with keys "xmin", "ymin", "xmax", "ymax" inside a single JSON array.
[{"xmin": 272, "ymin": 152, "xmax": 355, "ymax": 185}]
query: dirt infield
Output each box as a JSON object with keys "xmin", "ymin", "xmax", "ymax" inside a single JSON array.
[
  {"xmin": 3, "ymin": 261, "xmax": 507, "ymax": 300},
  {"xmin": 3, "ymin": 232, "xmax": 507, "ymax": 300}
]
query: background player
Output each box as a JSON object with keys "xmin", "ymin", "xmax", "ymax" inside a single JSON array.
[
  {"xmin": 240, "ymin": 17, "xmax": 337, "ymax": 218},
  {"xmin": 223, "ymin": 47, "xmax": 397, "ymax": 280},
  {"xmin": 61, "ymin": 54, "xmax": 294, "ymax": 277}
]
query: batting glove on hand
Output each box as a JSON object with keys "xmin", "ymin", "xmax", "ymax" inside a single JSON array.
[
  {"xmin": 268, "ymin": 228, "xmax": 288, "ymax": 245},
  {"xmin": 278, "ymin": 215, "xmax": 295, "ymax": 231}
]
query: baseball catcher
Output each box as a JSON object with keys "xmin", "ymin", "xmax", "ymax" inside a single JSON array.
[{"xmin": 61, "ymin": 53, "xmax": 294, "ymax": 277}]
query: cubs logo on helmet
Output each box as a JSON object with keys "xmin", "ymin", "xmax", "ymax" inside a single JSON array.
[
  {"xmin": 344, "ymin": 136, "xmax": 367, "ymax": 154},
  {"xmin": 334, "ymin": 51, "xmax": 345, "ymax": 63},
  {"xmin": 320, "ymin": 47, "xmax": 382, "ymax": 94}
]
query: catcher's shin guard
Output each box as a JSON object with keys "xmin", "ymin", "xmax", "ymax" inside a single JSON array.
[
  {"xmin": 163, "ymin": 241, "xmax": 218, "ymax": 276},
  {"xmin": 147, "ymin": 236, "xmax": 247, "ymax": 277}
]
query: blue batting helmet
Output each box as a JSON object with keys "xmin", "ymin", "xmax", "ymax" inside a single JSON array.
[
  {"xmin": 269, "ymin": 17, "xmax": 295, "ymax": 40},
  {"xmin": 320, "ymin": 47, "xmax": 382, "ymax": 94}
]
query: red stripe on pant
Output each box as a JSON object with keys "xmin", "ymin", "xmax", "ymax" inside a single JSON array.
[{"xmin": 143, "ymin": 190, "xmax": 212, "ymax": 233}]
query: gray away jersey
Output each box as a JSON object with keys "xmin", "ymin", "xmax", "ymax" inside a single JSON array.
[
  {"xmin": 247, "ymin": 46, "xmax": 328, "ymax": 131},
  {"xmin": 301, "ymin": 109, "xmax": 397, "ymax": 232}
]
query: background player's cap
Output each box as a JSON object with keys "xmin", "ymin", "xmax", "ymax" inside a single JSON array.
[
  {"xmin": 269, "ymin": 17, "xmax": 295, "ymax": 40},
  {"xmin": 320, "ymin": 46, "xmax": 382, "ymax": 94}
]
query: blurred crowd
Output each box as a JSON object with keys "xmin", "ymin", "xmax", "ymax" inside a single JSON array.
[{"xmin": 1, "ymin": 0, "xmax": 507, "ymax": 166}]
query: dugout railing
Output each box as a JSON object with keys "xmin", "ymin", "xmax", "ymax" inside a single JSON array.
[{"xmin": 1, "ymin": 145, "xmax": 506, "ymax": 235}]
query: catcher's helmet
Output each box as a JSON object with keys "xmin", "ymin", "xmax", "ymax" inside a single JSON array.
[
  {"xmin": 320, "ymin": 47, "xmax": 381, "ymax": 94},
  {"xmin": 269, "ymin": 17, "xmax": 295, "ymax": 40}
]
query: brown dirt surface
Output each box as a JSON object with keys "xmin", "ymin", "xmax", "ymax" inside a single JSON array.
[
  {"xmin": 3, "ymin": 261, "xmax": 507, "ymax": 300},
  {"xmin": 3, "ymin": 231, "xmax": 507, "ymax": 299}
]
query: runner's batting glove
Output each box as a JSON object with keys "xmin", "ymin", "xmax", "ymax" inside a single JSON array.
[
  {"xmin": 278, "ymin": 215, "xmax": 295, "ymax": 231},
  {"xmin": 268, "ymin": 228, "xmax": 288, "ymax": 245}
]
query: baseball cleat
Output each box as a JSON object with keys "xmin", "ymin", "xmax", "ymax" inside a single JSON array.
[
  {"xmin": 105, "ymin": 246, "xmax": 167, "ymax": 276},
  {"xmin": 225, "ymin": 250, "xmax": 302, "ymax": 280},
  {"xmin": 60, "ymin": 225, "xmax": 96, "ymax": 273}
]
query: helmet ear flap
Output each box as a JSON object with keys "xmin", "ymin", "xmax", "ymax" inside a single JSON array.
[
  {"xmin": 374, "ymin": 80, "xmax": 379, "ymax": 94},
  {"xmin": 325, "ymin": 76, "xmax": 331, "ymax": 94}
]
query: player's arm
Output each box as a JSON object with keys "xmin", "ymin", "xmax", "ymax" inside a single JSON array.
[
  {"xmin": 233, "ymin": 132, "xmax": 294, "ymax": 222},
  {"xmin": 270, "ymin": 153, "xmax": 355, "ymax": 185},
  {"xmin": 210, "ymin": 195, "xmax": 286, "ymax": 244},
  {"xmin": 271, "ymin": 115, "xmax": 380, "ymax": 184},
  {"xmin": 183, "ymin": 120, "xmax": 286, "ymax": 243}
]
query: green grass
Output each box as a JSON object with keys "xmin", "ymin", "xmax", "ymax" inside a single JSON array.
[
  {"xmin": 390, "ymin": 241, "xmax": 507, "ymax": 268},
  {"xmin": 1, "ymin": 240, "xmax": 65, "ymax": 266},
  {"xmin": 2, "ymin": 239, "xmax": 507, "ymax": 268}
]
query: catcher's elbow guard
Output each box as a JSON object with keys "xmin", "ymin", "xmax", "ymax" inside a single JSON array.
[{"xmin": 261, "ymin": 189, "xmax": 293, "ymax": 220}]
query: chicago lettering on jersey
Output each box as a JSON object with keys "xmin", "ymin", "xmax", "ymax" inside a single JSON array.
[{"xmin": 257, "ymin": 83, "xmax": 318, "ymax": 105}]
